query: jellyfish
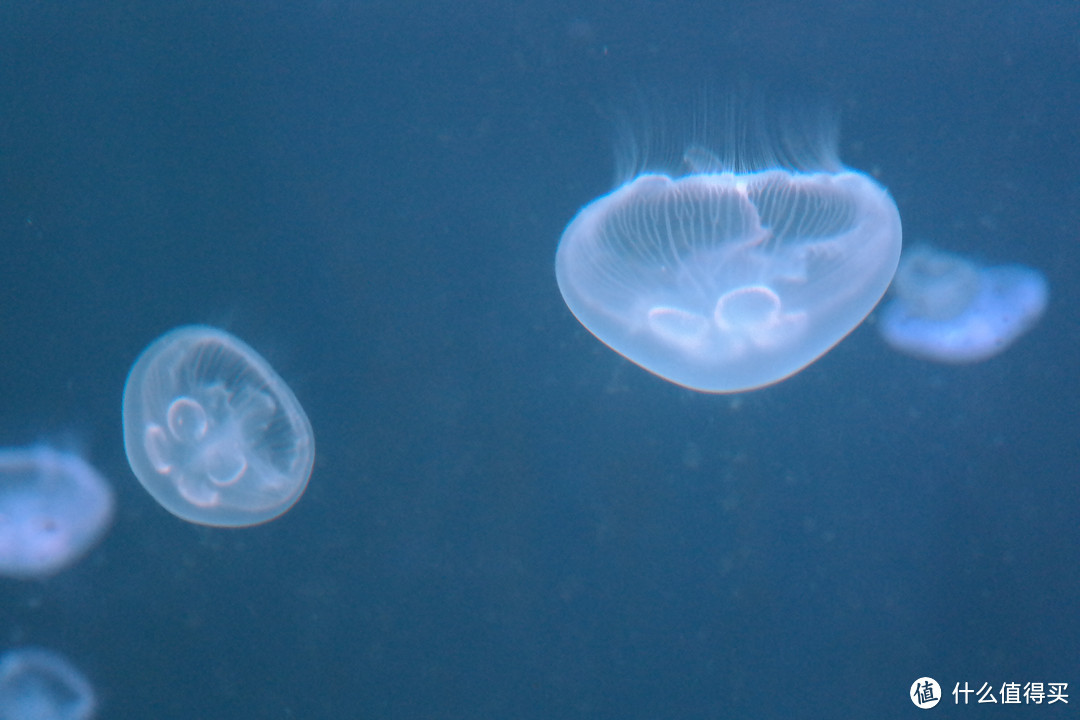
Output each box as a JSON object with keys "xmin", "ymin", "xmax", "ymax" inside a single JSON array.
[
  {"xmin": 555, "ymin": 116, "xmax": 902, "ymax": 393},
  {"xmin": 0, "ymin": 647, "xmax": 95, "ymax": 720},
  {"xmin": 877, "ymin": 245, "xmax": 1049, "ymax": 363},
  {"xmin": 122, "ymin": 325, "xmax": 315, "ymax": 528},
  {"xmin": 0, "ymin": 446, "xmax": 114, "ymax": 579}
]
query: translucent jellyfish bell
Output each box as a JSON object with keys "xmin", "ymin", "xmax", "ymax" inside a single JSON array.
[
  {"xmin": 122, "ymin": 325, "xmax": 315, "ymax": 527},
  {"xmin": 878, "ymin": 245, "xmax": 1049, "ymax": 363},
  {"xmin": 556, "ymin": 135, "xmax": 902, "ymax": 392},
  {"xmin": 0, "ymin": 446, "xmax": 114, "ymax": 579},
  {"xmin": 0, "ymin": 647, "xmax": 95, "ymax": 720}
]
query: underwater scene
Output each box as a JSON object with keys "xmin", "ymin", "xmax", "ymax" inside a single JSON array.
[{"xmin": 0, "ymin": 1, "xmax": 1078, "ymax": 718}]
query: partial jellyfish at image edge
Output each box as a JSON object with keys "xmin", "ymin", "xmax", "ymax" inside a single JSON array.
[
  {"xmin": 0, "ymin": 647, "xmax": 96, "ymax": 720},
  {"xmin": 0, "ymin": 446, "xmax": 114, "ymax": 580}
]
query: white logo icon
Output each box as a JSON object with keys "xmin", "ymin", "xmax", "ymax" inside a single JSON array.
[{"xmin": 912, "ymin": 677, "xmax": 941, "ymax": 708}]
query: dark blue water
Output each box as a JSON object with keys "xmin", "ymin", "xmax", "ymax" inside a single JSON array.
[{"xmin": 1, "ymin": 2, "xmax": 1077, "ymax": 717}]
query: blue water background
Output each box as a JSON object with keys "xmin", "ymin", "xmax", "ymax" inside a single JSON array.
[{"xmin": 1, "ymin": 2, "xmax": 1078, "ymax": 717}]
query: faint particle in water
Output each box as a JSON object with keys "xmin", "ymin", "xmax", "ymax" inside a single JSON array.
[
  {"xmin": 681, "ymin": 441, "xmax": 702, "ymax": 470},
  {"xmin": 0, "ymin": 446, "xmax": 114, "ymax": 579},
  {"xmin": 122, "ymin": 325, "xmax": 315, "ymax": 528},
  {"xmin": 555, "ymin": 112, "xmax": 902, "ymax": 393},
  {"xmin": 0, "ymin": 647, "xmax": 95, "ymax": 720},
  {"xmin": 877, "ymin": 245, "xmax": 1048, "ymax": 363}
]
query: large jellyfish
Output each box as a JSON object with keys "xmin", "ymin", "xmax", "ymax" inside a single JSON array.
[
  {"xmin": 877, "ymin": 245, "xmax": 1048, "ymax": 363},
  {"xmin": 555, "ymin": 118, "xmax": 902, "ymax": 393},
  {"xmin": 122, "ymin": 325, "xmax": 315, "ymax": 528}
]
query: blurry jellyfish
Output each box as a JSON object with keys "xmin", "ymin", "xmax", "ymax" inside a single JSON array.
[
  {"xmin": 0, "ymin": 647, "xmax": 95, "ymax": 720},
  {"xmin": 122, "ymin": 325, "xmax": 315, "ymax": 528},
  {"xmin": 0, "ymin": 447, "xmax": 114, "ymax": 579},
  {"xmin": 878, "ymin": 245, "xmax": 1048, "ymax": 363},
  {"xmin": 555, "ymin": 116, "xmax": 902, "ymax": 393}
]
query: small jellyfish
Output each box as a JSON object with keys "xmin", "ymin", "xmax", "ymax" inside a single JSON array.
[
  {"xmin": 0, "ymin": 647, "xmax": 95, "ymax": 720},
  {"xmin": 555, "ymin": 118, "xmax": 902, "ymax": 393},
  {"xmin": 122, "ymin": 325, "xmax": 315, "ymax": 528},
  {"xmin": 0, "ymin": 447, "xmax": 114, "ymax": 579},
  {"xmin": 877, "ymin": 245, "xmax": 1049, "ymax": 363}
]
